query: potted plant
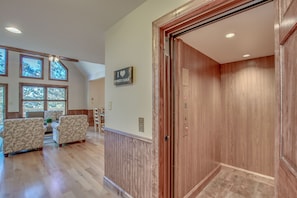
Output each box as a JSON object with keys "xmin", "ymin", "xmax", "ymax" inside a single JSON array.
[{"xmin": 46, "ymin": 118, "xmax": 52, "ymax": 127}]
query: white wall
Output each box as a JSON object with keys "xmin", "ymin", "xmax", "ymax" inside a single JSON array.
[
  {"xmin": 88, "ymin": 78, "xmax": 105, "ymax": 109},
  {"xmin": 0, "ymin": 51, "xmax": 88, "ymax": 112},
  {"xmin": 105, "ymin": 0, "xmax": 189, "ymax": 139}
]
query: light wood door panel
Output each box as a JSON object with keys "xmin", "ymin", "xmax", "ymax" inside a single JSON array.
[
  {"xmin": 277, "ymin": 0, "xmax": 297, "ymax": 196},
  {"xmin": 174, "ymin": 39, "xmax": 221, "ymax": 198}
]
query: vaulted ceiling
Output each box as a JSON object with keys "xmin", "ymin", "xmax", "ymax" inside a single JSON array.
[
  {"xmin": 0, "ymin": 1, "xmax": 274, "ymax": 80},
  {"xmin": 0, "ymin": 0, "xmax": 146, "ymax": 80}
]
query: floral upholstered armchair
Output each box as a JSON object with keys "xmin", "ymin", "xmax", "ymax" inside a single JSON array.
[
  {"xmin": 1, "ymin": 118, "xmax": 46, "ymax": 157},
  {"xmin": 52, "ymin": 115, "xmax": 89, "ymax": 147}
]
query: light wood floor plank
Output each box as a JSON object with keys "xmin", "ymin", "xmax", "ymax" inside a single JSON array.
[{"xmin": 0, "ymin": 129, "xmax": 117, "ymax": 198}]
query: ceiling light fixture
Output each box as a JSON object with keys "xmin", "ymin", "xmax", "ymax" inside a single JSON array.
[
  {"xmin": 5, "ymin": 26, "xmax": 22, "ymax": 34},
  {"xmin": 49, "ymin": 55, "xmax": 59, "ymax": 62},
  {"xmin": 243, "ymin": 54, "xmax": 250, "ymax": 58},
  {"xmin": 225, "ymin": 33, "xmax": 235, "ymax": 38}
]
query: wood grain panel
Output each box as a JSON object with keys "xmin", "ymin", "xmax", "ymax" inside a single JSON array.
[
  {"xmin": 274, "ymin": 2, "xmax": 281, "ymax": 197},
  {"xmin": 7, "ymin": 112, "xmax": 22, "ymax": 119},
  {"xmin": 174, "ymin": 39, "xmax": 221, "ymax": 198},
  {"xmin": 279, "ymin": 0, "xmax": 296, "ymax": 44},
  {"xmin": 67, "ymin": 109, "xmax": 88, "ymax": 115},
  {"xmin": 104, "ymin": 128, "xmax": 152, "ymax": 198},
  {"xmin": 67, "ymin": 109, "xmax": 92, "ymax": 125},
  {"xmin": 281, "ymin": 31, "xmax": 297, "ymax": 174},
  {"xmin": 221, "ymin": 56, "xmax": 275, "ymax": 177},
  {"xmin": 88, "ymin": 109, "xmax": 94, "ymax": 126},
  {"xmin": 276, "ymin": 0, "xmax": 297, "ymax": 196}
]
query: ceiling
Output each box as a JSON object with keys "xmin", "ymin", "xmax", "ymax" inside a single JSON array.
[
  {"xmin": 0, "ymin": 1, "xmax": 274, "ymax": 80},
  {"xmin": 0, "ymin": 0, "xmax": 146, "ymax": 80},
  {"xmin": 179, "ymin": 1, "xmax": 274, "ymax": 64}
]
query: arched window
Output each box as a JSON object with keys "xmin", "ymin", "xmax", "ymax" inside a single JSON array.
[{"xmin": 49, "ymin": 61, "xmax": 68, "ymax": 81}]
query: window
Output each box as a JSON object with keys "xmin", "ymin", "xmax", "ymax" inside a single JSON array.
[
  {"xmin": 21, "ymin": 83, "xmax": 67, "ymax": 117},
  {"xmin": 20, "ymin": 55, "xmax": 44, "ymax": 79},
  {"xmin": 0, "ymin": 48, "xmax": 8, "ymax": 76},
  {"xmin": 47, "ymin": 87, "xmax": 66, "ymax": 111},
  {"xmin": 49, "ymin": 61, "xmax": 68, "ymax": 81},
  {"xmin": 0, "ymin": 84, "xmax": 7, "ymax": 131}
]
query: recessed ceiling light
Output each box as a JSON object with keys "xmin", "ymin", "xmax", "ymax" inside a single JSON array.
[
  {"xmin": 5, "ymin": 26, "xmax": 22, "ymax": 34},
  {"xmin": 225, "ymin": 33, "xmax": 235, "ymax": 38},
  {"xmin": 243, "ymin": 54, "xmax": 250, "ymax": 58}
]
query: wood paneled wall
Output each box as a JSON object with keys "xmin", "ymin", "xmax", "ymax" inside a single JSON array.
[
  {"xmin": 220, "ymin": 56, "xmax": 275, "ymax": 176},
  {"xmin": 104, "ymin": 128, "xmax": 152, "ymax": 198},
  {"xmin": 67, "ymin": 109, "xmax": 93, "ymax": 126},
  {"xmin": 7, "ymin": 112, "xmax": 22, "ymax": 119},
  {"xmin": 276, "ymin": 0, "xmax": 297, "ymax": 195},
  {"xmin": 174, "ymin": 39, "xmax": 221, "ymax": 197}
]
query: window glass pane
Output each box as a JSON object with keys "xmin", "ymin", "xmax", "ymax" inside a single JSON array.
[
  {"xmin": 0, "ymin": 86, "xmax": 5, "ymax": 130},
  {"xmin": 0, "ymin": 48, "xmax": 6, "ymax": 75},
  {"xmin": 21, "ymin": 56, "xmax": 43, "ymax": 78},
  {"xmin": 23, "ymin": 86, "xmax": 45, "ymax": 100},
  {"xmin": 23, "ymin": 101, "xmax": 44, "ymax": 117},
  {"xmin": 48, "ymin": 101, "xmax": 66, "ymax": 114},
  {"xmin": 48, "ymin": 88, "xmax": 66, "ymax": 100},
  {"xmin": 50, "ymin": 61, "xmax": 67, "ymax": 80}
]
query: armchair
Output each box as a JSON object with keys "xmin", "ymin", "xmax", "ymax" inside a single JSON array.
[
  {"xmin": 52, "ymin": 115, "xmax": 89, "ymax": 147},
  {"xmin": 1, "ymin": 118, "xmax": 46, "ymax": 157}
]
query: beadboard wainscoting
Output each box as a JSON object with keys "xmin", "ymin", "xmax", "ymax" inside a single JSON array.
[{"xmin": 104, "ymin": 128, "xmax": 153, "ymax": 198}]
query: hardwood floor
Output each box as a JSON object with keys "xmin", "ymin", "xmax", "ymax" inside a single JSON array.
[
  {"xmin": 0, "ymin": 129, "xmax": 275, "ymax": 198},
  {"xmin": 0, "ymin": 128, "xmax": 118, "ymax": 198}
]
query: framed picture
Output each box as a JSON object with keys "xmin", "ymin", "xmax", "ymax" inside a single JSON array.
[{"xmin": 114, "ymin": 66, "xmax": 133, "ymax": 86}]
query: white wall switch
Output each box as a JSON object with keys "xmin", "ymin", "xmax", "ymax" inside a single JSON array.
[{"xmin": 139, "ymin": 117, "xmax": 144, "ymax": 132}]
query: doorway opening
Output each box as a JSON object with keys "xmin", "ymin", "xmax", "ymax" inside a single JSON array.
[{"xmin": 153, "ymin": 0, "xmax": 275, "ymax": 197}]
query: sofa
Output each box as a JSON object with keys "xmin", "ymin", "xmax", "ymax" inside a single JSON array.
[
  {"xmin": 52, "ymin": 115, "xmax": 89, "ymax": 147},
  {"xmin": 1, "ymin": 118, "xmax": 46, "ymax": 157}
]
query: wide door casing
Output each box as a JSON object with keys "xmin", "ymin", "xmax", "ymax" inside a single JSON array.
[{"xmin": 276, "ymin": 0, "xmax": 297, "ymax": 197}]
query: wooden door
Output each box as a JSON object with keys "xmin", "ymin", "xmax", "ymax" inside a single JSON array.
[{"xmin": 276, "ymin": 0, "xmax": 297, "ymax": 197}]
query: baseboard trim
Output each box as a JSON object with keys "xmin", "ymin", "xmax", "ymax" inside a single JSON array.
[
  {"xmin": 184, "ymin": 164, "xmax": 221, "ymax": 198},
  {"xmin": 103, "ymin": 176, "xmax": 133, "ymax": 198},
  {"xmin": 220, "ymin": 163, "xmax": 275, "ymax": 186}
]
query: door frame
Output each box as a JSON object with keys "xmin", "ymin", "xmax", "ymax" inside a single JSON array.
[{"xmin": 152, "ymin": 0, "xmax": 276, "ymax": 197}]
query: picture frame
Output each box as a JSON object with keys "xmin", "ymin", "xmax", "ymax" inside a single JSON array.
[{"xmin": 114, "ymin": 66, "xmax": 133, "ymax": 86}]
